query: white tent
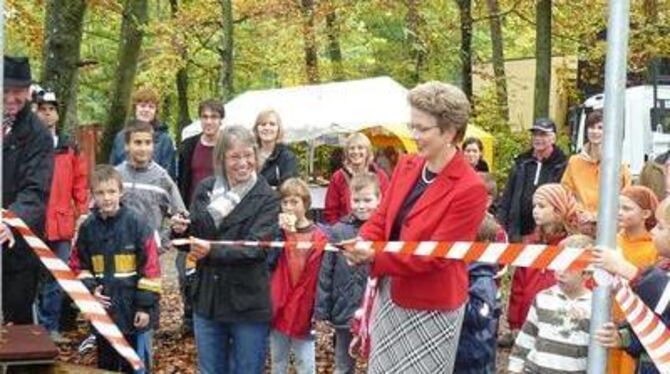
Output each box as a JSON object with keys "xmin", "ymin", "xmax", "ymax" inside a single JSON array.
[
  {"xmin": 225, "ymin": 76, "xmax": 411, "ymax": 142},
  {"xmin": 182, "ymin": 76, "xmax": 414, "ymax": 147}
]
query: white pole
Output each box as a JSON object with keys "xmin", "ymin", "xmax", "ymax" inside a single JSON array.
[
  {"xmin": 0, "ymin": 0, "xmax": 5, "ymax": 327},
  {"xmin": 587, "ymin": 0, "xmax": 630, "ymax": 372}
]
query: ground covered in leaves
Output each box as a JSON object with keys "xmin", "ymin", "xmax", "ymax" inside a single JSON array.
[{"xmin": 57, "ymin": 251, "xmax": 512, "ymax": 373}]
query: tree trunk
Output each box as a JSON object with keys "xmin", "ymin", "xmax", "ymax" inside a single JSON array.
[
  {"xmin": 406, "ymin": 0, "xmax": 425, "ymax": 84},
  {"xmin": 456, "ymin": 0, "xmax": 473, "ymax": 99},
  {"xmin": 100, "ymin": 0, "xmax": 149, "ymax": 159},
  {"xmin": 170, "ymin": 0, "xmax": 191, "ymax": 143},
  {"xmin": 534, "ymin": 0, "xmax": 552, "ymax": 120},
  {"xmin": 486, "ymin": 0, "xmax": 509, "ymax": 121},
  {"xmin": 41, "ymin": 0, "xmax": 87, "ymax": 136},
  {"xmin": 300, "ymin": 0, "xmax": 319, "ymax": 84},
  {"xmin": 326, "ymin": 9, "xmax": 344, "ymax": 81},
  {"xmin": 219, "ymin": 0, "xmax": 234, "ymax": 101}
]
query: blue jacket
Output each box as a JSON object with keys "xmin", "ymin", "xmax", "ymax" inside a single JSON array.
[
  {"xmin": 109, "ymin": 121, "xmax": 177, "ymax": 180},
  {"xmin": 622, "ymin": 261, "xmax": 670, "ymax": 374},
  {"xmin": 313, "ymin": 215, "xmax": 369, "ymax": 328},
  {"xmin": 454, "ymin": 262, "xmax": 499, "ymax": 373}
]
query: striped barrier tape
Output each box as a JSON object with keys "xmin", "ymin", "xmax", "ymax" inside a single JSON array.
[
  {"xmin": 1, "ymin": 210, "xmax": 143, "ymax": 370},
  {"xmin": 4, "ymin": 210, "xmax": 670, "ymax": 372},
  {"xmin": 614, "ymin": 279, "xmax": 670, "ymax": 373},
  {"xmin": 172, "ymin": 238, "xmax": 593, "ymax": 272}
]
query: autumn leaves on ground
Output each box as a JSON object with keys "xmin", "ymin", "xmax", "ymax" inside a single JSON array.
[{"xmin": 56, "ymin": 250, "xmax": 511, "ymax": 373}]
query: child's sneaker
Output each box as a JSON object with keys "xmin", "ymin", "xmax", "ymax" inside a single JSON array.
[{"xmin": 78, "ymin": 334, "xmax": 96, "ymax": 354}]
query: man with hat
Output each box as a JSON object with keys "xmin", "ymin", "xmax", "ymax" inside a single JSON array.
[
  {"xmin": 497, "ymin": 118, "xmax": 568, "ymax": 242},
  {"xmin": 1, "ymin": 56, "xmax": 54, "ymax": 324},
  {"xmin": 35, "ymin": 91, "xmax": 88, "ymax": 340}
]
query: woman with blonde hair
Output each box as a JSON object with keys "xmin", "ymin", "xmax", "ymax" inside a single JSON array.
[
  {"xmin": 253, "ymin": 109, "xmax": 299, "ymax": 188},
  {"xmin": 323, "ymin": 132, "xmax": 390, "ymax": 224}
]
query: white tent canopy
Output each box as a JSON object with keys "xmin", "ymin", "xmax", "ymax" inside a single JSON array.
[{"xmin": 182, "ymin": 76, "xmax": 411, "ymax": 142}]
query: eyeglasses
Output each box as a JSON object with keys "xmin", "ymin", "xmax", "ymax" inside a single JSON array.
[
  {"xmin": 227, "ymin": 153, "xmax": 256, "ymax": 163},
  {"xmin": 407, "ymin": 123, "xmax": 438, "ymax": 134}
]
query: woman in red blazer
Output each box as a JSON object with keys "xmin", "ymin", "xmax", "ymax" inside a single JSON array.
[
  {"xmin": 323, "ymin": 132, "xmax": 390, "ymax": 224},
  {"xmin": 344, "ymin": 81, "xmax": 488, "ymax": 374}
]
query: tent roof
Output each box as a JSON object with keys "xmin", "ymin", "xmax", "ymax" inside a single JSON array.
[{"xmin": 224, "ymin": 76, "xmax": 412, "ymax": 142}]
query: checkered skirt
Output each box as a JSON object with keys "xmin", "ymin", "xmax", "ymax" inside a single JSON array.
[{"xmin": 368, "ymin": 279, "xmax": 465, "ymax": 374}]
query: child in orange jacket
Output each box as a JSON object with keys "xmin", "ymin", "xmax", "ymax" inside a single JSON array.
[{"xmin": 608, "ymin": 186, "xmax": 659, "ymax": 374}]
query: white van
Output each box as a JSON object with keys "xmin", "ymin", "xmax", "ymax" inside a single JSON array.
[{"xmin": 570, "ymin": 84, "xmax": 670, "ymax": 177}]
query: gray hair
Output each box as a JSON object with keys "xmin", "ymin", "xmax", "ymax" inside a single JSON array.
[{"xmin": 213, "ymin": 125, "xmax": 259, "ymax": 178}]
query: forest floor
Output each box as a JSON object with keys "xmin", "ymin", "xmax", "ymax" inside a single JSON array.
[{"xmin": 57, "ymin": 250, "xmax": 513, "ymax": 373}]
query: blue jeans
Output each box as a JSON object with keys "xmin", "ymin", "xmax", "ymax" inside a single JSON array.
[
  {"xmin": 194, "ymin": 313, "xmax": 269, "ymax": 374},
  {"xmin": 270, "ymin": 329, "xmax": 315, "ymax": 374},
  {"xmin": 38, "ymin": 240, "xmax": 71, "ymax": 332},
  {"xmin": 135, "ymin": 330, "xmax": 153, "ymax": 374}
]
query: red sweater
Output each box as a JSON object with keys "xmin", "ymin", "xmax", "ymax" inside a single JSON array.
[
  {"xmin": 271, "ymin": 226, "xmax": 327, "ymax": 338},
  {"xmin": 323, "ymin": 164, "xmax": 390, "ymax": 224},
  {"xmin": 360, "ymin": 153, "xmax": 487, "ymax": 310}
]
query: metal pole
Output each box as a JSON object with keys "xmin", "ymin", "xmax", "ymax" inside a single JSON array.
[
  {"xmin": 587, "ymin": 0, "xmax": 630, "ymax": 372},
  {"xmin": 0, "ymin": 0, "xmax": 5, "ymax": 328}
]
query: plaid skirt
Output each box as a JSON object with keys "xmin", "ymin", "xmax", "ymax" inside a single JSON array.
[{"xmin": 368, "ymin": 279, "xmax": 465, "ymax": 374}]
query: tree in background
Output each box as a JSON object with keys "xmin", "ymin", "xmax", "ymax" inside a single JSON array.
[
  {"xmin": 219, "ymin": 0, "xmax": 234, "ymax": 101},
  {"xmin": 485, "ymin": 0, "xmax": 508, "ymax": 121},
  {"xmin": 100, "ymin": 0, "xmax": 149, "ymax": 158},
  {"xmin": 41, "ymin": 0, "xmax": 88, "ymax": 135},
  {"xmin": 456, "ymin": 0, "xmax": 473, "ymax": 99},
  {"xmin": 533, "ymin": 0, "xmax": 551, "ymax": 119},
  {"xmin": 300, "ymin": 0, "xmax": 320, "ymax": 83}
]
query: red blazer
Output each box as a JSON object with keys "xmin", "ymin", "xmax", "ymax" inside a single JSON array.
[
  {"xmin": 360, "ymin": 152, "xmax": 487, "ymax": 311},
  {"xmin": 271, "ymin": 228, "xmax": 327, "ymax": 338},
  {"xmin": 46, "ymin": 137, "xmax": 89, "ymax": 241},
  {"xmin": 323, "ymin": 164, "xmax": 390, "ymax": 224}
]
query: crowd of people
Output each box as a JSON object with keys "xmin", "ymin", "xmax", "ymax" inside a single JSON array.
[{"xmin": 3, "ymin": 54, "xmax": 670, "ymax": 374}]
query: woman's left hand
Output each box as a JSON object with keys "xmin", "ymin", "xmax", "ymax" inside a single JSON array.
[
  {"xmin": 190, "ymin": 238, "xmax": 212, "ymax": 260},
  {"xmin": 340, "ymin": 239, "xmax": 374, "ymax": 265}
]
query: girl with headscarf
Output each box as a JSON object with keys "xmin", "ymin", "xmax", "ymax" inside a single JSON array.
[{"xmin": 507, "ymin": 184, "xmax": 579, "ymax": 337}]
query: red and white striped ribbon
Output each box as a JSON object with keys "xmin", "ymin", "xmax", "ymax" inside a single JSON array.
[
  {"xmin": 614, "ymin": 279, "xmax": 670, "ymax": 373},
  {"xmin": 172, "ymin": 238, "xmax": 593, "ymax": 272},
  {"xmin": 2, "ymin": 210, "xmax": 143, "ymax": 370}
]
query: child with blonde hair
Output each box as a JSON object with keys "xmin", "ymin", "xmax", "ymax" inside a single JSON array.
[{"xmin": 510, "ymin": 235, "xmax": 594, "ymax": 373}]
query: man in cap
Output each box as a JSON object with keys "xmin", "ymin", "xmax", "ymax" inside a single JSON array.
[
  {"xmin": 35, "ymin": 91, "xmax": 88, "ymax": 340},
  {"xmin": 1, "ymin": 56, "xmax": 54, "ymax": 324},
  {"xmin": 497, "ymin": 118, "xmax": 568, "ymax": 242}
]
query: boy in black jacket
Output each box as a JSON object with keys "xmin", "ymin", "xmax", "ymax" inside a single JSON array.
[
  {"xmin": 314, "ymin": 173, "xmax": 381, "ymax": 374},
  {"xmin": 70, "ymin": 165, "xmax": 161, "ymax": 373}
]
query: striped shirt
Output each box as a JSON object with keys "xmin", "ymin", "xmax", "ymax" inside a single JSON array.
[
  {"xmin": 509, "ymin": 285, "xmax": 592, "ymax": 374},
  {"xmin": 116, "ymin": 161, "xmax": 186, "ymax": 247}
]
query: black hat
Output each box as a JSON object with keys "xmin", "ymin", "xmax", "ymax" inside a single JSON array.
[
  {"xmin": 4, "ymin": 56, "xmax": 32, "ymax": 87},
  {"xmin": 529, "ymin": 118, "xmax": 556, "ymax": 133}
]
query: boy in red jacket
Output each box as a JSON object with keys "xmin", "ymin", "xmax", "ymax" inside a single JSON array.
[
  {"xmin": 269, "ymin": 178, "xmax": 327, "ymax": 374},
  {"xmin": 35, "ymin": 91, "xmax": 89, "ymax": 342}
]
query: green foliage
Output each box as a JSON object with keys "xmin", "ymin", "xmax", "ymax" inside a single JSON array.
[{"xmin": 473, "ymin": 85, "xmax": 530, "ymax": 188}]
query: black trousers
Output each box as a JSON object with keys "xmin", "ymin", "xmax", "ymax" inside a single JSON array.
[
  {"xmin": 2, "ymin": 268, "xmax": 38, "ymax": 324},
  {"xmin": 97, "ymin": 333, "xmax": 136, "ymax": 373}
]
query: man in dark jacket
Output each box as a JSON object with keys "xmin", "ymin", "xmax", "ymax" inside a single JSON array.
[
  {"xmin": 1, "ymin": 56, "xmax": 54, "ymax": 324},
  {"xmin": 109, "ymin": 87, "xmax": 177, "ymax": 179},
  {"xmin": 497, "ymin": 118, "xmax": 567, "ymax": 242}
]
